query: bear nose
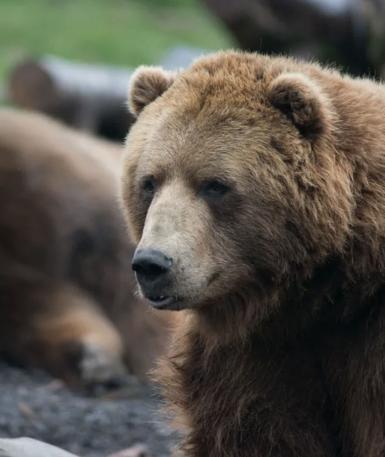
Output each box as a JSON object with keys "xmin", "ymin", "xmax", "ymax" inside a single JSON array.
[{"xmin": 132, "ymin": 249, "xmax": 173, "ymax": 283}]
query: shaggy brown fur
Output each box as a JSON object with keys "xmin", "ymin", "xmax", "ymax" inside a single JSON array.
[
  {"xmin": 0, "ymin": 108, "xmax": 171, "ymax": 387},
  {"xmin": 121, "ymin": 51, "xmax": 385, "ymax": 456}
]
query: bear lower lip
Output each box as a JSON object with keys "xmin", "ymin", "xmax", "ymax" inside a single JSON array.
[{"xmin": 146, "ymin": 295, "xmax": 182, "ymax": 310}]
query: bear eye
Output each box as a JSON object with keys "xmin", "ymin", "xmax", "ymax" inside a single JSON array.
[
  {"xmin": 199, "ymin": 179, "xmax": 230, "ymax": 200},
  {"xmin": 141, "ymin": 176, "xmax": 156, "ymax": 197}
]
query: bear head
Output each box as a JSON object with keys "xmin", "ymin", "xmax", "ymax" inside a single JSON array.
[{"xmin": 121, "ymin": 52, "xmax": 354, "ymax": 338}]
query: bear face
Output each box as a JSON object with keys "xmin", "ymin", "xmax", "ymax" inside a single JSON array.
[{"xmin": 121, "ymin": 52, "xmax": 354, "ymax": 332}]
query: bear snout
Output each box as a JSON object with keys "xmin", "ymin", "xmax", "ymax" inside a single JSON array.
[{"xmin": 132, "ymin": 248, "xmax": 177, "ymax": 308}]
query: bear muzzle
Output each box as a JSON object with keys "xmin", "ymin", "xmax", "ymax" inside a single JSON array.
[{"xmin": 132, "ymin": 248, "xmax": 181, "ymax": 310}]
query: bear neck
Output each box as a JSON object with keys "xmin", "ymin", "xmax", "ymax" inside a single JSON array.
[
  {"xmin": 191, "ymin": 251, "xmax": 385, "ymax": 349},
  {"xmin": 157, "ymin": 270, "xmax": 385, "ymax": 457},
  {"xmin": 157, "ymin": 309, "xmax": 332, "ymax": 457}
]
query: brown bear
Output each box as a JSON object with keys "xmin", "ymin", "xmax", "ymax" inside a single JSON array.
[
  {"xmin": 0, "ymin": 108, "xmax": 171, "ymax": 388},
  {"xmin": 121, "ymin": 51, "xmax": 385, "ymax": 456}
]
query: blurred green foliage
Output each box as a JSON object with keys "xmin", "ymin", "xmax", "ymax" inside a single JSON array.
[{"xmin": 0, "ymin": 0, "xmax": 232, "ymax": 81}]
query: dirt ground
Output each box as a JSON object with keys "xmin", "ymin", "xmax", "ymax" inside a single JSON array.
[{"xmin": 0, "ymin": 362, "xmax": 177, "ymax": 457}]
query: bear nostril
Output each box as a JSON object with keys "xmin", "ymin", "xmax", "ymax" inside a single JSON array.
[
  {"xmin": 133, "ymin": 260, "xmax": 167, "ymax": 278},
  {"xmin": 132, "ymin": 249, "xmax": 172, "ymax": 282}
]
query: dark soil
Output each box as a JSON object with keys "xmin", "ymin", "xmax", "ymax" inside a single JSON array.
[{"xmin": 0, "ymin": 362, "xmax": 177, "ymax": 457}]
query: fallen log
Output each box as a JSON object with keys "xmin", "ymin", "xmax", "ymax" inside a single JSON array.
[
  {"xmin": 7, "ymin": 56, "xmax": 134, "ymax": 141},
  {"xmin": 7, "ymin": 48, "xmax": 205, "ymax": 142}
]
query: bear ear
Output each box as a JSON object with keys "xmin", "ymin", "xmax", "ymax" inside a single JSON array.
[
  {"xmin": 128, "ymin": 66, "xmax": 176, "ymax": 117},
  {"xmin": 268, "ymin": 72, "xmax": 333, "ymax": 139}
]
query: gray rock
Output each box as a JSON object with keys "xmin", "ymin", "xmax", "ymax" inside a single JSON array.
[
  {"xmin": 0, "ymin": 438, "xmax": 78, "ymax": 457},
  {"xmin": 0, "ymin": 363, "xmax": 177, "ymax": 457}
]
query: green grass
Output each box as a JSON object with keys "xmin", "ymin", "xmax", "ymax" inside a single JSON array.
[{"xmin": 0, "ymin": 0, "xmax": 233, "ymax": 82}]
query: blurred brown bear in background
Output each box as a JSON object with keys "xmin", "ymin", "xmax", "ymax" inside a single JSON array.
[{"xmin": 0, "ymin": 108, "xmax": 171, "ymax": 388}]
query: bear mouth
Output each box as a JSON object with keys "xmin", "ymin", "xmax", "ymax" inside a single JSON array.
[{"xmin": 146, "ymin": 295, "xmax": 182, "ymax": 310}]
